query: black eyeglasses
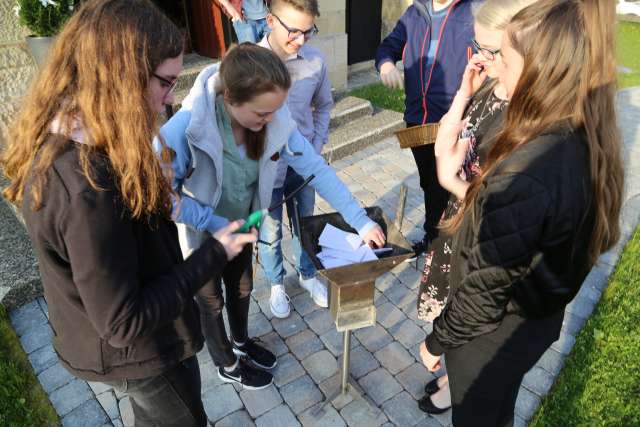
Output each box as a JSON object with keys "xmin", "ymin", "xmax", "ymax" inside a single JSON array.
[
  {"xmin": 272, "ymin": 13, "xmax": 318, "ymax": 41},
  {"xmin": 471, "ymin": 39, "xmax": 500, "ymax": 61},
  {"xmin": 153, "ymin": 73, "xmax": 178, "ymax": 97}
]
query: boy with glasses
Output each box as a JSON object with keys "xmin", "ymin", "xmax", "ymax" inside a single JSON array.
[{"xmin": 257, "ymin": 0, "xmax": 333, "ymax": 318}]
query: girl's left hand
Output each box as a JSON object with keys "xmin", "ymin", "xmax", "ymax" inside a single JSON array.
[{"xmin": 420, "ymin": 341, "xmax": 442, "ymax": 372}]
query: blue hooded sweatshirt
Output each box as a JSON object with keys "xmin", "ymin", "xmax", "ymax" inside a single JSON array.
[{"xmin": 375, "ymin": 0, "xmax": 480, "ymax": 125}]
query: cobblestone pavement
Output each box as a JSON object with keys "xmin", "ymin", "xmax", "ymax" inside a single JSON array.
[{"xmin": 8, "ymin": 87, "xmax": 640, "ymax": 426}]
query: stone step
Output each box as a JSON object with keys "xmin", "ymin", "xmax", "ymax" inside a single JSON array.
[
  {"xmin": 167, "ymin": 93, "xmax": 373, "ymax": 133},
  {"xmin": 323, "ymin": 108, "xmax": 405, "ymax": 163},
  {"xmin": 165, "ymin": 93, "xmax": 397, "ymax": 164},
  {"xmin": 162, "ymin": 96, "xmax": 401, "ymax": 165},
  {"xmin": 174, "ymin": 53, "xmax": 216, "ymax": 93},
  {"xmin": 329, "ymin": 96, "xmax": 373, "ymax": 129},
  {"xmin": 169, "ymin": 89, "xmax": 190, "ymax": 112}
]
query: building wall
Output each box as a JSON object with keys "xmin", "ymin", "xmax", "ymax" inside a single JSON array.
[
  {"xmin": 0, "ymin": 0, "xmax": 36, "ymax": 147},
  {"xmin": 308, "ymin": 0, "xmax": 347, "ymax": 90},
  {"xmin": 381, "ymin": 0, "xmax": 412, "ymax": 40}
]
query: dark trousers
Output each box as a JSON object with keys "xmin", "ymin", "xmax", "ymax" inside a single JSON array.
[
  {"xmin": 407, "ymin": 122, "xmax": 450, "ymax": 242},
  {"xmin": 196, "ymin": 244, "xmax": 253, "ymax": 367},
  {"xmin": 102, "ymin": 356, "xmax": 206, "ymax": 427},
  {"xmin": 445, "ymin": 311, "xmax": 565, "ymax": 427}
]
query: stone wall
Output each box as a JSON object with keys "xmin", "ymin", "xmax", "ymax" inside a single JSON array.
[
  {"xmin": 381, "ymin": 0, "xmax": 412, "ymax": 40},
  {"xmin": 308, "ymin": 0, "xmax": 347, "ymax": 90},
  {"xmin": 0, "ymin": 0, "xmax": 36, "ymax": 147}
]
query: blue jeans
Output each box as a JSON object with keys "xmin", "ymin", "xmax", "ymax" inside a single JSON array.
[
  {"xmin": 259, "ymin": 167, "xmax": 316, "ymax": 284},
  {"xmin": 232, "ymin": 18, "xmax": 269, "ymax": 44}
]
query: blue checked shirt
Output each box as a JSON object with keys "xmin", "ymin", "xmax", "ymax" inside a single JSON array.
[{"xmin": 258, "ymin": 36, "xmax": 334, "ymax": 188}]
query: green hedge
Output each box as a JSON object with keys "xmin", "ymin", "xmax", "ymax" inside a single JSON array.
[{"xmin": 17, "ymin": 0, "xmax": 77, "ymax": 37}]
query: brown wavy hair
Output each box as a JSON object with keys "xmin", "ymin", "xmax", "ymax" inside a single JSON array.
[
  {"xmin": 219, "ymin": 43, "xmax": 291, "ymax": 160},
  {"xmin": 1, "ymin": 0, "xmax": 183, "ymax": 219},
  {"xmin": 446, "ymin": 0, "xmax": 623, "ymax": 263}
]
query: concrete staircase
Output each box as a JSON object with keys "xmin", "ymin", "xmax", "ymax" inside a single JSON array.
[
  {"xmin": 174, "ymin": 53, "xmax": 216, "ymax": 93},
  {"xmin": 168, "ymin": 54, "xmax": 405, "ymax": 162},
  {"xmin": 323, "ymin": 106, "xmax": 404, "ymax": 162}
]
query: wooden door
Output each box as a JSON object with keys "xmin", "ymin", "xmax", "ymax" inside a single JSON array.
[
  {"xmin": 188, "ymin": 0, "xmax": 231, "ymax": 59},
  {"xmin": 152, "ymin": 0, "xmax": 193, "ymax": 52}
]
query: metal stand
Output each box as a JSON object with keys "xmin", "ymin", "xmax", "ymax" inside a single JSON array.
[
  {"xmin": 299, "ymin": 206, "xmax": 413, "ymax": 420},
  {"xmin": 313, "ymin": 330, "xmax": 355, "ymax": 416},
  {"xmin": 312, "ymin": 329, "xmax": 381, "ymax": 419},
  {"xmin": 341, "ymin": 330, "xmax": 351, "ymax": 394}
]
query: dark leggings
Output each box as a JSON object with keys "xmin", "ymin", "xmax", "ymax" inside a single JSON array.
[
  {"xmin": 195, "ymin": 244, "xmax": 253, "ymax": 367},
  {"xmin": 407, "ymin": 122, "xmax": 450, "ymax": 241},
  {"xmin": 445, "ymin": 311, "xmax": 565, "ymax": 427}
]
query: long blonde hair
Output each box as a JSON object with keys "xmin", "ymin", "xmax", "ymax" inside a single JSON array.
[
  {"xmin": 449, "ymin": 0, "xmax": 623, "ymax": 263},
  {"xmin": 1, "ymin": 0, "xmax": 183, "ymax": 219},
  {"xmin": 475, "ymin": 0, "xmax": 539, "ymax": 31}
]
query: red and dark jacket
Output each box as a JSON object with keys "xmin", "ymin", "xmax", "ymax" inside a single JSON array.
[{"xmin": 375, "ymin": 0, "xmax": 479, "ymax": 125}]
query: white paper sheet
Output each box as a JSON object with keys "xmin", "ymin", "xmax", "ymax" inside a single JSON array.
[
  {"xmin": 318, "ymin": 224, "xmax": 363, "ymax": 252},
  {"xmin": 319, "ymin": 246, "xmax": 365, "ymax": 263},
  {"xmin": 316, "ymin": 224, "xmax": 379, "ymax": 269},
  {"xmin": 317, "ymin": 251, "xmax": 354, "ymax": 268}
]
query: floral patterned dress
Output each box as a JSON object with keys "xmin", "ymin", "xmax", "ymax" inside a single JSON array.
[{"xmin": 417, "ymin": 83, "xmax": 508, "ymax": 322}]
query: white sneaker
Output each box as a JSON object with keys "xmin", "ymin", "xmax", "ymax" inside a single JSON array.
[
  {"xmin": 299, "ymin": 275, "xmax": 328, "ymax": 308},
  {"xmin": 269, "ymin": 284, "xmax": 291, "ymax": 318}
]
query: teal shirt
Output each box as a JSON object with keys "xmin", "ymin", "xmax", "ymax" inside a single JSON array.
[{"xmin": 213, "ymin": 94, "xmax": 259, "ymax": 221}]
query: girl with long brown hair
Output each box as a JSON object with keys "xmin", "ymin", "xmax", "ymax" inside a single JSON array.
[
  {"xmin": 159, "ymin": 43, "xmax": 385, "ymax": 390},
  {"xmin": 416, "ymin": 0, "xmax": 538, "ymax": 415},
  {"xmin": 1, "ymin": 1, "xmax": 255, "ymax": 425},
  {"xmin": 419, "ymin": 0, "xmax": 623, "ymax": 425}
]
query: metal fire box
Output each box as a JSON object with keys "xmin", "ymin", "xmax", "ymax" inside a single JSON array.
[{"xmin": 300, "ymin": 206, "xmax": 413, "ymax": 331}]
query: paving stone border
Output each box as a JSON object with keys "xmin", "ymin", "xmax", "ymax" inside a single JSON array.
[{"xmin": 3, "ymin": 87, "xmax": 640, "ymax": 426}]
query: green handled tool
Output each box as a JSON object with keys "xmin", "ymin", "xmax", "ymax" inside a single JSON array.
[
  {"xmin": 236, "ymin": 174, "xmax": 315, "ymax": 233},
  {"xmin": 236, "ymin": 208, "xmax": 268, "ymax": 233}
]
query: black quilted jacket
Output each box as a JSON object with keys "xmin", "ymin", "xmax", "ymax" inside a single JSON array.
[{"xmin": 426, "ymin": 129, "xmax": 596, "ymax": 355}]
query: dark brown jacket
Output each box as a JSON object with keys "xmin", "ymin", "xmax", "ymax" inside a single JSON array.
[{"xmin": 22, "ymin": 139, "xmax": 228, "ymax": 381}]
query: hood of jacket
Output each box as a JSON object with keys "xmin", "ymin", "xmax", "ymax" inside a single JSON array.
[{"xmin": 180, "ymin": 62, "xmax": 297, "ymax": 169}]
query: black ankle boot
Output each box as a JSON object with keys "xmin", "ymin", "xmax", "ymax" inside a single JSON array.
[
  {"xmin": 424, "ymin": 377, "xmax": 440, "ymax": 395},
  {"xmin": 418, "ymin": 394, "xmax": 451, "ymax": 414}
]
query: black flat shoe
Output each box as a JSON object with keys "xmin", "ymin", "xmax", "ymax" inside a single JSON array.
[
  {"xmin": 424, "ymin": 377, "xmax": 440, "ymax": 395},
  {"xmin": 418, "ymin": 395, "xmax": 451, "ymax": 414}
]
